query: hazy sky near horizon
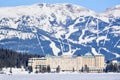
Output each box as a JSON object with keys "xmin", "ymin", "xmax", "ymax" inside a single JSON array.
[{"xmin": 0, "ymin": 0, "xmax": 120, "ymax": 12}]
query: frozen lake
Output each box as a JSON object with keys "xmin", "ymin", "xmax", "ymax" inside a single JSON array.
[{"xmin": 0, "ymin": 73, "xmax": 120, "ymax": 80}]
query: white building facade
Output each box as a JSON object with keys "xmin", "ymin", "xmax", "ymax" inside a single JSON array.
[{"xmin": 28, "ymin": 53, "xmax": 105, "ymax": 73}]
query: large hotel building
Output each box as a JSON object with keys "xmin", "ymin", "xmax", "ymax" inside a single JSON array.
[{"xmin": 28, "ymin": 53, "xmax": 105, "ymax": 73}]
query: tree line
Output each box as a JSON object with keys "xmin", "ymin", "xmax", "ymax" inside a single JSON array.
[
  {"xmin": 105, "ymin": 62, "xmax": 120, "ymax": 72},
  {"xmin": 0, "ymin": 48, "xmax": 40, "ymax": 69}
]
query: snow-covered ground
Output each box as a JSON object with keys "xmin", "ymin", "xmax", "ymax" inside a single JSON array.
[
  {"xmin": 0, "ymin": 73, "xmax": 120, "ymax": 80},
  {"xmin": 1, "ymin": 67, "xmax": 28, "ymax": 74}
]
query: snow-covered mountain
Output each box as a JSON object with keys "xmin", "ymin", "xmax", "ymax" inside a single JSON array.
[{"xmin": 0, "ymin": 3, "xmax": 120, "ymax": 60}]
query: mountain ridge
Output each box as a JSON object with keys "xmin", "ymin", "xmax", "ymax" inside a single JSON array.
[{"xmin": 0, "ymin": 3, "xmax": 120, "ymax": 61}]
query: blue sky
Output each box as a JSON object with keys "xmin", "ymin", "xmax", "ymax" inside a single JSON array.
[{"xmin": 0, "ymin": 0, "xmax": 120, "ymax": 12}]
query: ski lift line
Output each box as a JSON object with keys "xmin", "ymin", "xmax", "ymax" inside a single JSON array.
[
  {"xmin": 102, "ymin": 29, "xmax": 109, "ymax": 46},
  {"xmin": 85, "ymin": 16, "xmax": 91, "ymax": 29},
  {"xmin": 114, "ymin": 39, "xmax": 120, "ymax": 48},
  {"xmin": 98, "ymin": 47, "xmax": 102, "ymax": 54},
  {"xmin": 29, "ymin": 27, "xmax": 45, "ymax": 55},
  {"xmin": 67, "ymin": 39, "xmax": 72, "ymax": 53},
  {"xmin": 97, "ymin": 19, "xmax": 99, "ymax": 36},
  {"xmin": 36, "ymin": 34, "xmax": 45, "ymax": 55},
  {"xmin": 103, "ymin": 18, "xmax": 113, "ymax": 46},
  {"xmin": 58, "ymin": 39, "xmax": 63, "ymax": 54},
  {"xmin": 96, "ymin": 19, "xmax": 99, "ymax": 46},
  {"xmin": 79, "ymin": 16, "xmax": 91, "ymax": 43}
]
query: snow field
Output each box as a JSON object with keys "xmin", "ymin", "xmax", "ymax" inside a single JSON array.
[{"xmin": 0, "ymin": 73, "xmax": 120, "ymax": 80}]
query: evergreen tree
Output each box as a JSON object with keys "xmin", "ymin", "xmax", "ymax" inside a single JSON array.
[
  {"xmin": 72, "ymin": 67, "xmax": 75, "ymax": 72},
  {"xmin": 42, "ymin": 66, "xmax": 46, "ymax": 73},
  {"xmin": 47, "ymin": 65, "xmax": 51, "ymax": 73},
  {"xmin": 105, "ymin": 62, "xmax": 120, "ymax": 72},
  {"xmin": 10, "ymin": 67, "xmax": 12, "ymax": 74},
  {"xmin": 0, "ymin": 48, "xmax": 40, "ymax": 68},
  {"xmin": 28, "ymin": 66, "xmax": 33, "ymax": 73},
  {"xmin": 113, "ymin": 63, "xmax": 118, "ymax": 72},
  {"xmin": 56, "ymin": 65, "xmax": 60, "ymax": 73},
  {"xmin": 81, "ymin": 67, "xmax": 84, "ymax": 72}
]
